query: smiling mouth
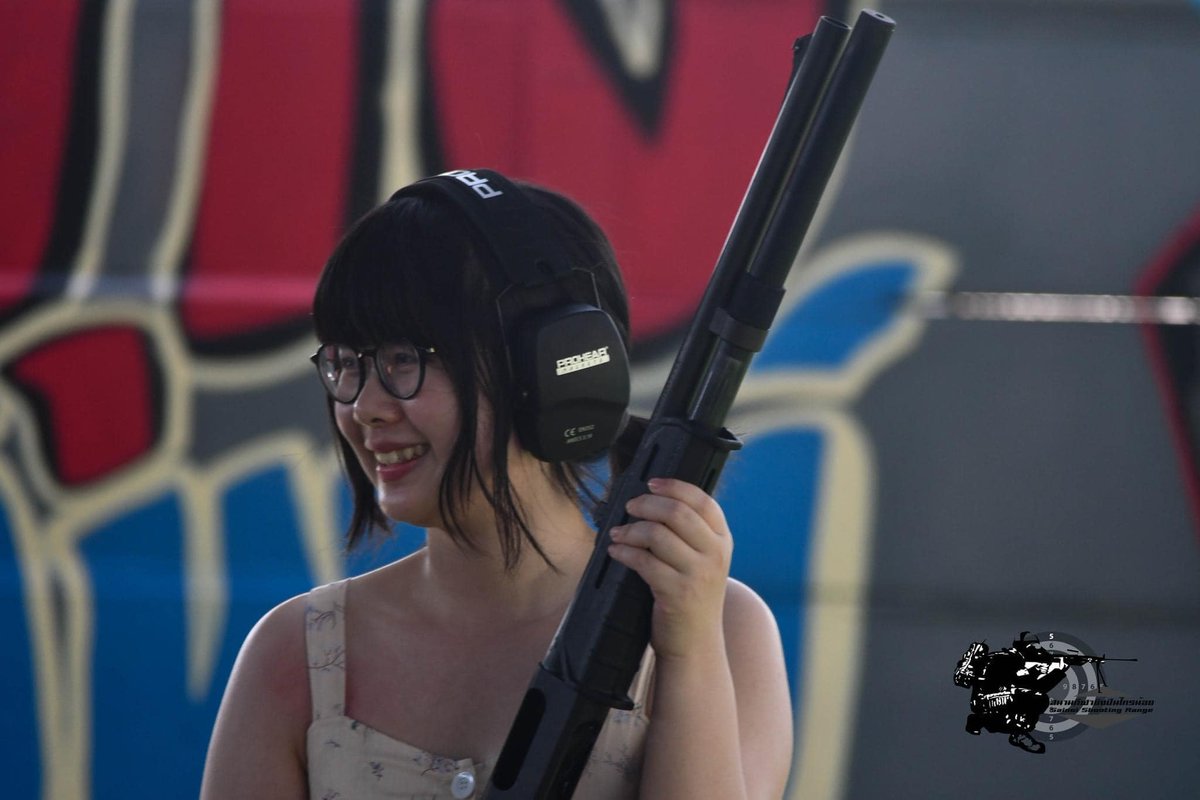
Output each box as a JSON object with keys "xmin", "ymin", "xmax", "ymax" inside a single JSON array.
[{"xmin": 374, "ymin": 444, "xmax": 429, "ymax": 465}]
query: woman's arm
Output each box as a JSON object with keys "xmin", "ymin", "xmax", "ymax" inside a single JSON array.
[
  {"xmin": 608, "ymin": 478, "xmax": 793, "ymax": 799},
  {"xmin": 200, "ymin": 595, "xmax": 311, "ymax": 800}
]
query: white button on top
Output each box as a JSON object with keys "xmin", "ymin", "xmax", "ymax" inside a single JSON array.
[{"xmin": 451, "ymin": 769, "xmax": 476, "ymax": 799}]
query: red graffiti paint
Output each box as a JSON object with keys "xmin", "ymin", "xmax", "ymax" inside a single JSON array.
[
  {"xmin": 427, "ymin": 0, "xmax": 821, "ymax": 339},
  {"xmin": 0, "ymin": 0, "xmax": 83, "ymax": 315},
  {"xmin": 181, "ymin": 0, "xmax": 357, "ymax": 346},
  {"xmin": 6, "ymin": 326, "xmax": 158, "ymax": 485}
]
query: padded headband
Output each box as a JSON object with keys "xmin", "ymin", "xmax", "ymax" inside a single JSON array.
[{"xmin": 391, "ymin": 169, "xmax": 573, "ymax": 290}]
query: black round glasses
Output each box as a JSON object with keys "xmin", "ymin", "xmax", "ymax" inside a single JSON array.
[{"xmin": 310, "ymin": 342, "xmax": 436, "ymax": 404}]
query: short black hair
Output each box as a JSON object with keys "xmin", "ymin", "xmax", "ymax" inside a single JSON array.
[{"xmin": 312, "ymin": 176, "xmax": 632, "ymax": 569}]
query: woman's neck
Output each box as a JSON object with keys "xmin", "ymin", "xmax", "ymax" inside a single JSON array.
[{"xmin": 412, "ymin": 471, "xmax": 597, "ymax": 626}]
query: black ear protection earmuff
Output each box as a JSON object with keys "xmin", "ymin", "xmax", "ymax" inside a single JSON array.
[{"xmin": 391, "ymin": 169, "xmax": 630, "ymax": 463}]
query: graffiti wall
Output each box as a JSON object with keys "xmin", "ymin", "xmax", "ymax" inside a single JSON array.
[
  {"xmin": 834, "ymin": 1, "xmax": 1200, "ymax": 795},
  {"xmin": 2, "ymin": 1, "xmax": 1197, "ymax": 798}
]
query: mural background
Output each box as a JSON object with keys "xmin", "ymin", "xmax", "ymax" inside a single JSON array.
[{"xmin": 1, "ymin": 0, "xmax": 1197, "ymax": 798}]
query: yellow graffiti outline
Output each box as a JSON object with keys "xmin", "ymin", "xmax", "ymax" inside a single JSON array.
[
  {"xmin": 0, "ymin": 302, "xmax": 192, "ymax": 508},
  {"xmin": 66, "ymin": 0, "xmax": 134, "ymax": 302},
  {"xmin": 724, "ymin": 231, "xmax": 957, "ymax": 800},
  {"xmin": 378, "ymin": 0, "xmax": 430, "ymax": 200},
  {"xmin": 0, "ymin": 299, "xmax": 345, "ymax": 800}
]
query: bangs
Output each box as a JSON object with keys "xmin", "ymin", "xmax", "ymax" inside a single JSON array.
[{"xmin": 312, "ymin": 195, "xmax": 473, "ymax": 349}]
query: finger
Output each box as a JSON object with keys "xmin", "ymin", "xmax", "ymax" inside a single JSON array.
[
  {"xmin": 609, "ymin": 520, "xmax": 697, "ymax": 572},
  {"xmin": 606, "ymin": 539, "xmax": 685, "ymax": 590},
  {"xmin": 622, "ymin": 494, "xmax": 704, "ymax": 554},
  {"xmin": 624, "ymin": 490, "xmax": 724, "ymax": 556},
  {"xmin": 645, "ymin": 477, "xmax": 729, "ymax": 537}
]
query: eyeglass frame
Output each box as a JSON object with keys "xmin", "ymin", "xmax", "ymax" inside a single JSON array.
[{"xmin": 309, "ymin": 341, "xmax": 438, "ymax": 404}]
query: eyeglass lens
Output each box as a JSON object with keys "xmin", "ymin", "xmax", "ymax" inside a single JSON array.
[{"xmin": 316, "ymin": 343, "xmax": 423, "ymax": 402}]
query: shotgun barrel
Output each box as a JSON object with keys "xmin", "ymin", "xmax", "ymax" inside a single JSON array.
[{"xmin": 484, "ymin": 11, "xmax": 895, "ymax": 799}]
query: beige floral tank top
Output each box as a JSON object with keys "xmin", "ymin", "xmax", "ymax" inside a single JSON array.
[{"xmin": 305, "ymin": 579, "xmax": 654, "ymax": 799}]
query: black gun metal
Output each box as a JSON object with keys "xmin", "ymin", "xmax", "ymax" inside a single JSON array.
[{"xmin": 484, "ymin": 10, "xmax": 895, "ymax": 799}]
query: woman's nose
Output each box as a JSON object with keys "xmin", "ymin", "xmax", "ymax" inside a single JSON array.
[{"xmin": 352, "ymin": 364, "xmax": 404, "ymax": 425}]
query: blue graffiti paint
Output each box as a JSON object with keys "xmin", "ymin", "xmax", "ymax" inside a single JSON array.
[
  {"xmin": 82, "ymin": 493, "xmax": 202, "ymax": 796},
  {"xmin": 722, "ymin": 258, "xmax": 919, "ymax": 703},
  {"xmin": 223, "ymin": 466, "xmax": 319, "ymax": 600},
  {"xmin": 722, "ymin": 428, "xmax": 822, "ymax": 699},
  {"xmin": 757, "ymin": 262, "xmax": 915, "ymax": 368},
  {"xmin": 81, "ymin": 466, "xmax": 318, "ymax": 797},
  {"xmin": 0, "ymin": 505, "xmax": 40, "ymax": 800}
]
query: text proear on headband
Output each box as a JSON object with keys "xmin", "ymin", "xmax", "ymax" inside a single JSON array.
[{"xmin": 391, "ymin": 169, "xmax": 631, "ymax": 463}]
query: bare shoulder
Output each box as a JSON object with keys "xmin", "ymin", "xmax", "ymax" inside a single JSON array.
[
  {"xmin": 234, "ymin": 593, "xmax": 312, "ymax": 712},
  {"xmin": 722, "ymin": 577, "xmax": 782, "ymax": 643},
  {"xmin": 721, "ymin": 578, "xmax": 794, "ymax": 795},
  {"xmin": 720, "ymin": 578, "xmax": 790, "ymax": 704},
  {"xmin": 200, "ymin": 592, "xmax": 313, "ymax": 799}
]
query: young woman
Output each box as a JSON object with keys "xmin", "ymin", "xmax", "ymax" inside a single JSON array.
[{"xmin": 200, "ymin": 171, "xmax": 793, "ymax": 799}]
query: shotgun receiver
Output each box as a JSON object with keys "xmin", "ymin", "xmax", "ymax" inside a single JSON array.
[{"xmin": 485, "ymin": 10, "xmax": 895, "ymax": 798}]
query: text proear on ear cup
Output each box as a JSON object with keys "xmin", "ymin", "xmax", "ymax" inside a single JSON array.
[{"xmin": 512, "ymin": 304, "xmax": 630, "ymax": 462}]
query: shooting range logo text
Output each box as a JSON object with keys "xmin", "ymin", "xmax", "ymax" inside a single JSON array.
[{"xmin": 954, "ymin": 630, "xmax": 1150, "ymax": 754}]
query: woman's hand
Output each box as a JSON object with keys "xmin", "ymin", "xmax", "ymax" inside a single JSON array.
[{"xmin": 606, "ymin": 477, "xmax": 733, "ymax": 661}]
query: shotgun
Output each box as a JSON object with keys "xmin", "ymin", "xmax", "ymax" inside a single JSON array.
[{"xmin": 485, "ymin": 10, "xmax": 896, "ymax": 798}]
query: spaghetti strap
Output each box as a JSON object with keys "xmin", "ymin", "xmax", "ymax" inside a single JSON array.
[
  {"xmin": 627, "ymin": 646, "xmax": 656, "ymax": 712},
  {"xmin": 305, "ymin": 579, "xmax": 349, "ymax": 721}
]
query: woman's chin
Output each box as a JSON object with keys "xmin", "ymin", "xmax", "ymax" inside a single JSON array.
[{"xmin": 375, "ymin": 491, "xmax": 435, "ymax": 528}]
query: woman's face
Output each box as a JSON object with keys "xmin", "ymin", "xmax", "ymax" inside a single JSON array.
[{"xmin": 334, "ymin": 352, "xmax": 475, "ymax": 530}]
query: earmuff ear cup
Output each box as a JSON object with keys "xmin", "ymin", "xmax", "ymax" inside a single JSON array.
[
  {"xmin": 511, "ymin": 303, "xmax": 630, "ymax": 462},
  {"xmin": 395, "ymin": 169, "xmax": 633, "ymax": 462}
]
